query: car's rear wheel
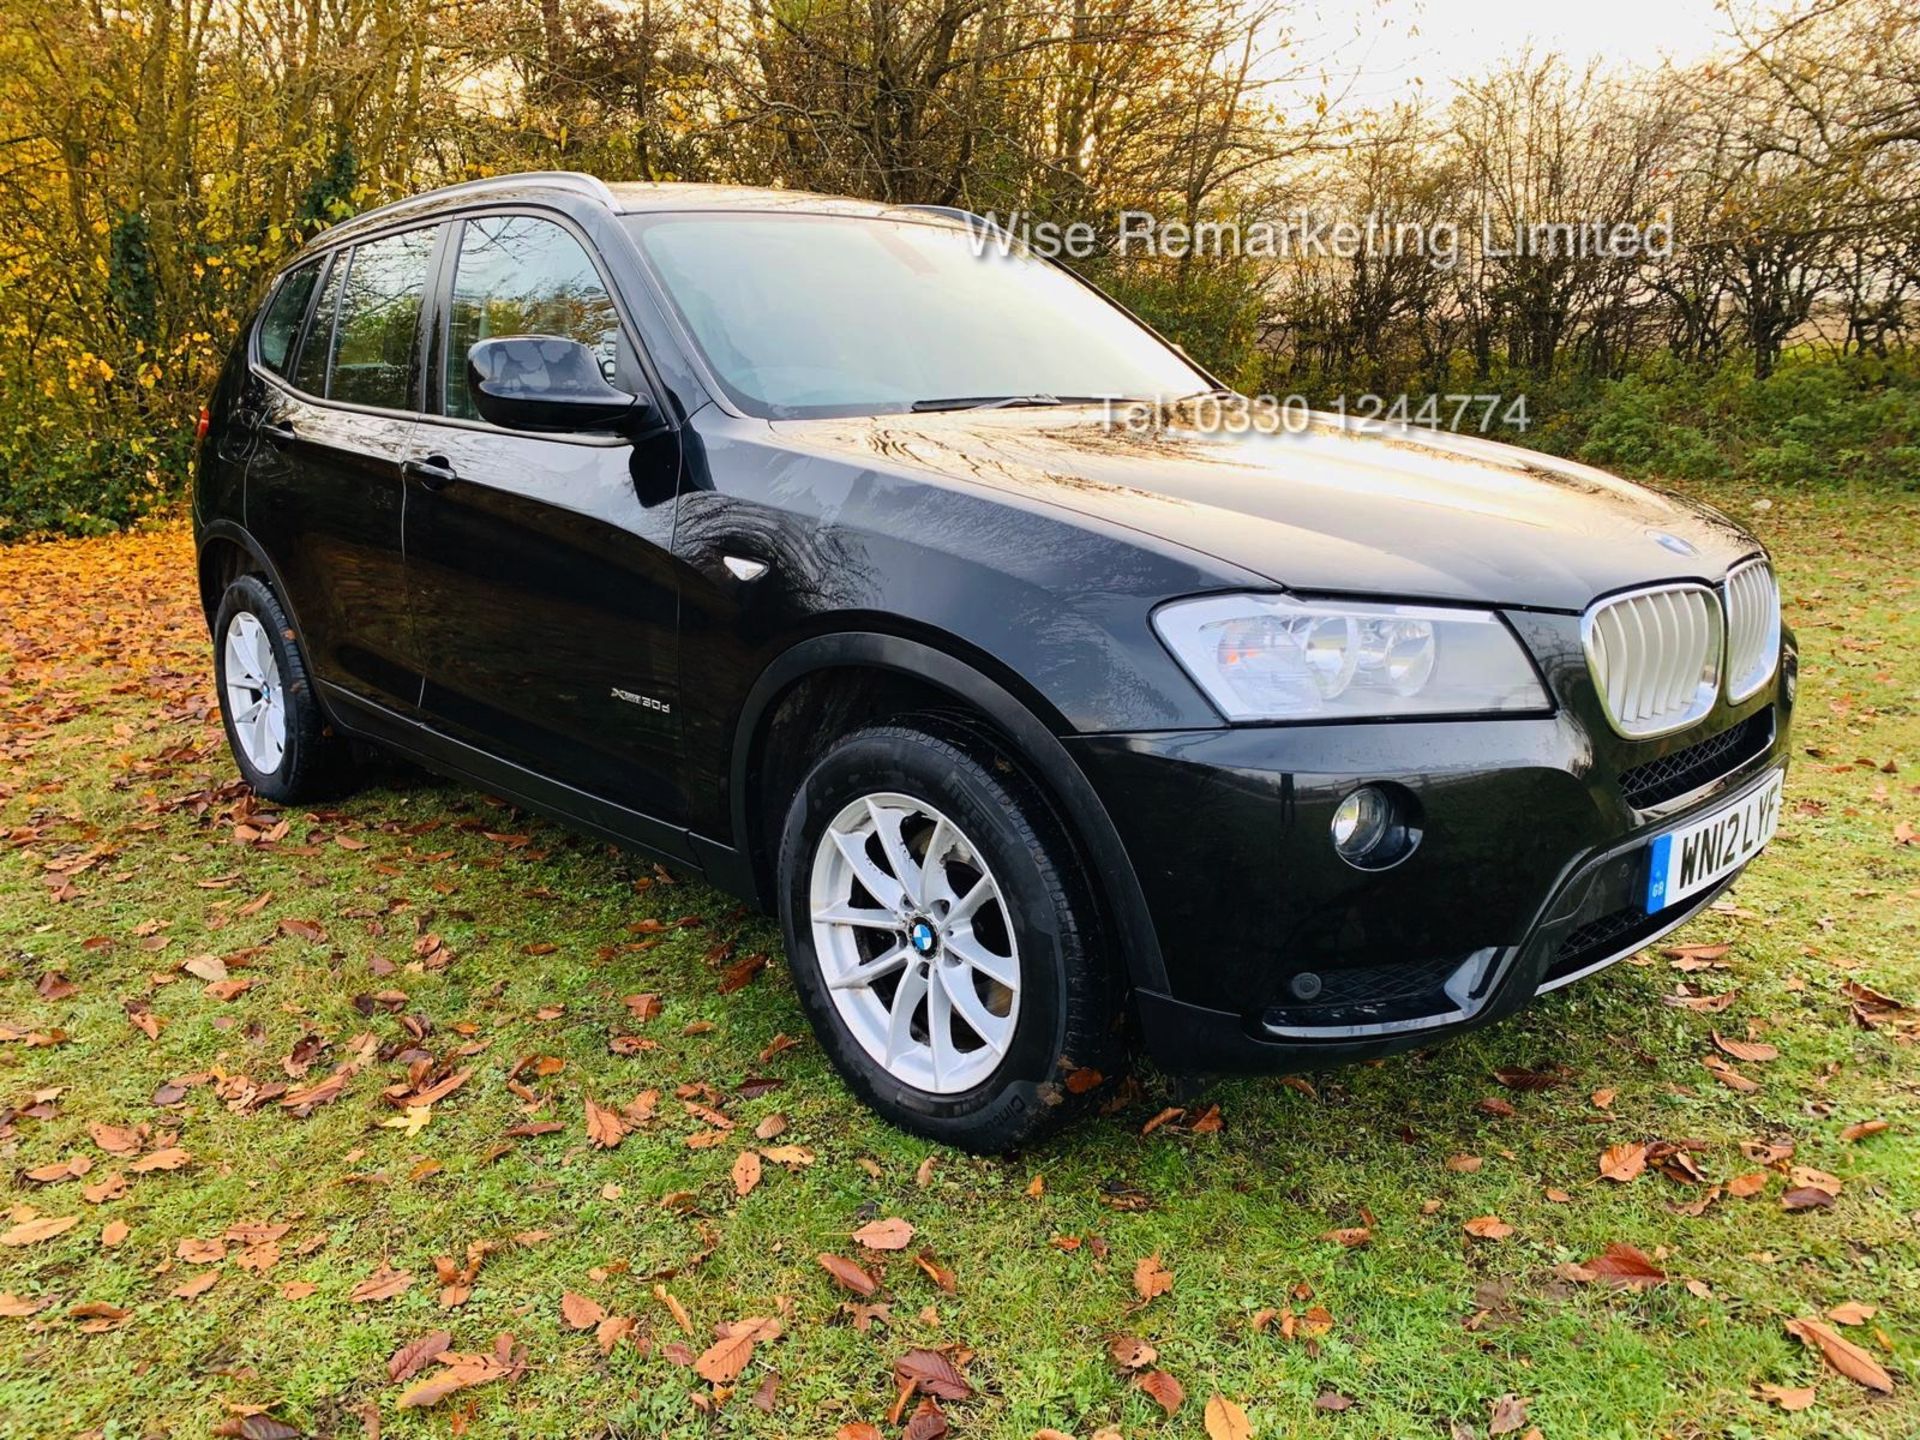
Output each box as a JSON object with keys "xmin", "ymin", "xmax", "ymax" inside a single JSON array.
[
  {"xmin": 777, "ymin": 719, "xmax": 1121, "ymax": 1151},
  {"xmin": 213, "ymin": 575, "xmax": 345, "ymax": 803}
]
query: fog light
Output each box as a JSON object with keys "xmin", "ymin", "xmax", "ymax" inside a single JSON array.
[{"xmin": 1331, "ymin": 786, "xmax": 1392, "ymax": 861}]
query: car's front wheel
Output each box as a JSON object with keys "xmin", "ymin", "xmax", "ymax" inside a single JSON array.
[
  {"xmin": 212, "ymin": 575, "xmax": 345, "ymax": 803},
  {"xmin": 777, "ymin": 719, "xmax": 1121, "ymax": 1151}
]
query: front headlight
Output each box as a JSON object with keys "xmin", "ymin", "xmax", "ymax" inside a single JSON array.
[{"xmin": 1152, "ymin": 593, "xmax": 1549, "ymax": 721}]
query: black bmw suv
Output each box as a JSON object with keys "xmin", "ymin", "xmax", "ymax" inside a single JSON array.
[{"xmin": 195, "ymin": 171, "xmax": 1793, "ymax": 1150}]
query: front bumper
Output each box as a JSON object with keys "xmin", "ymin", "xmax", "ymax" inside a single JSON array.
[{"xmin": 1066, "ymin": 613, "xmax": 1795, "ymax": 1072}]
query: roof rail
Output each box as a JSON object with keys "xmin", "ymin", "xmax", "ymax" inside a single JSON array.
[
  {"xmin": 898, "ymin": 203, "xmax": 1004, "ymax": 233},
  {"xmin": 313, "ymin": 171, "xmax": 619, "ymax": 244}
]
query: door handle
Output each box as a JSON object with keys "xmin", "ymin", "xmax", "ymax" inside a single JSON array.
[
  {"xmin": 260, "ymin": 420, "xmax": 296, "ymax": 448},
  {"xmin": 403, "ymin": 455, "xmax": 458, "ymax": 491}
]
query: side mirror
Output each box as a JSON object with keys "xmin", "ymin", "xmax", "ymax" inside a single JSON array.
[{"xmin": 466, "ymin": 335, "xmax": 646, "ymax": 433}]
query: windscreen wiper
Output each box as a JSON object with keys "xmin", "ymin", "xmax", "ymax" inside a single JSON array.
[
  {"xmin": 908, "ymin": 393, "xmax": 1137, "ymax": 413},
  {"xmin": 910, "ymin": 394, "xmax": 1064, "ymax": 412}
]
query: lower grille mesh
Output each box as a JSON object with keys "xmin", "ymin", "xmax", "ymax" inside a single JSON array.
[{"xmin": 1618, "ymin": 709, "xmax": 1773, "ymax": 808}]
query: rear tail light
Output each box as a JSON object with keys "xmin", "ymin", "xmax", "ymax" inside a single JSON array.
[{"xmin": 195, "ymin": 406, "xmax": 210, "ymax": 441}]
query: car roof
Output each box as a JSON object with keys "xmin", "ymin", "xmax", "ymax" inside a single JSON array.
[
  {"xmin": 605, "ymin": 181, "xmax": 907, "ymax": 219},
  {"xmin": 298, "ymin": 172, "xmax": 967, "ymax": 256}
]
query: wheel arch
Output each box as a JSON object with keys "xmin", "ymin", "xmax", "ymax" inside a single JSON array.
[
  {"xmin": 196, "ymin": 521, "xmax": 294, "ymax": 634},
  {"xmin": 729, "ymin": 631, "xmax": 1170, "ymax": 995}
]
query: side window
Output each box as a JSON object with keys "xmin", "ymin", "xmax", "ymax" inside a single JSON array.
[
  {"xmin": 257, "ymin": 261, "xmax": 321, "ymax": 378},
  {"xmin": 444, "ymin": 215, "xmax": 623, "ymax": 421},
  {"xmin": 327, "ymin": 227, "xmax": 437, "ymax": 410},
  {"xmin": 292, "ymin": 255, "xmax": 345, "ymax": 397}
]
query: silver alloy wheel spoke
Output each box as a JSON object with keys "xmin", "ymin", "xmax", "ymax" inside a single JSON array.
[
  {"xmin": 809, "ymin": 791, "xmax": 1021, "ymax": 1095},
  {"xmin": 885, "ymin": 964, "xmax": 930, "ymax": 1067},
  {"xmin": 866, "ymin": 798, "xmax": 924, "ymax": 908},
  {"xmin": 939, "ymin": 965, "xmax": 1013, "ymax": 1055},
  {"xmin": 944, "ymin": 925, "xmax": 1020, "ymax": 990},
  {"xmin": 223, "ymin": 611, "xmax": 287, "ymax": 775},
  {"xmin": 826, "ymin": 941, "xmax": 912, "ymax": 991},
  {"xmin": 830, "ymin": 825, "xmax": 907, "ymax": 914}
]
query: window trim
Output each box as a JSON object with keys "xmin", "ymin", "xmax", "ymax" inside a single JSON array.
[
  {"xmin": 247, "ymin": 218, "xmax": 449, "ymax": 423},
  {"xmin": 251, "ymin": 256, "xmax": 327, "ymax": 381},
  {"xmin": 319, "ymin": 225, "xmax": 445, "ymax": 413},
  {"xmin": 245, "ymin": 200, "xmax": 678, "ymax": 440},
  {"xmin": 421, "ymin": 204, "xmax": 658, "ymax": 444}
]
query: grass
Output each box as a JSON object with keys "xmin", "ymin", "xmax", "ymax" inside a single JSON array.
[{"xmin": 1, "ymin": 483, "xmax": 1916, "ymax": 1440}]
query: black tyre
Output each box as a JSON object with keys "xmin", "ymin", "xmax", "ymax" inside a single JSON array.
[
  {"xmin": 777, "ymin": 718, "xmax": 1122, "ymax": 1151},
  {"xmin": 212, "ymin": 575, "xmax": 347, "ymax": 804}
]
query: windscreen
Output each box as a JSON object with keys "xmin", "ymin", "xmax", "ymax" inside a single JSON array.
[{"xmin": 627, "ymin": 212, "xmax": 1207, "ymax": 418}]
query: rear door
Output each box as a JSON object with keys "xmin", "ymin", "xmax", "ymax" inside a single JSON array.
[
  {"xmin": 247, "ymin": 225, "xmax": 442, "ymax": 716},
  {"xmin": 402, "ymin": 209, "xmax": 687, "ymax": 826}
]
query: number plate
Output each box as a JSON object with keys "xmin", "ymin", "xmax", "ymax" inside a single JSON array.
[{"xmin": 1645, "ymin": 769, "xmax": 1785, "ymax": 913}]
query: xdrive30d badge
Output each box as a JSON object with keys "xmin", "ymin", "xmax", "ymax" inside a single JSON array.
[{"xmin": 195, "ymin": 172, "xmax": 1793, "ymax": 1152}]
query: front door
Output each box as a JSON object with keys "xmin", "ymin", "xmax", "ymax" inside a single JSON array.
[
  {"xmin": 246, "ymin": 226, "xmax": 439, "ymax": 717},
  {"xmin": 403, "ymin": 211, "xmax": 686, "ymax": 826}
]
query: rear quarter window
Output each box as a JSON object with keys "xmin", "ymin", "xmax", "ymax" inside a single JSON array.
[{"xmin": 256, "ymin": 261, "xmax": 322, "ymax": 378}]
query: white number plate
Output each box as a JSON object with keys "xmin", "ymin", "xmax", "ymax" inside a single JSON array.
[{"xmin": 1645, "ymin": 768, "xmax": 1785, "ymax": 913}]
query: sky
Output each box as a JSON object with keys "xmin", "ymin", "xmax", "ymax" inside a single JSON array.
[{"xmin": 1283, "ymin": 0, "xmax": 1741, "ymax": 112}]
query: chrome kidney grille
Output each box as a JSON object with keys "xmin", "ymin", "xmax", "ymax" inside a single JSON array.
[
  {"xmin": 1723, "ymin": 557, "xmax": 1781, "ymax": 701},
  {"xmin": 1583, "ymin": 584, "xmax": 1722, "ymax": 737}
]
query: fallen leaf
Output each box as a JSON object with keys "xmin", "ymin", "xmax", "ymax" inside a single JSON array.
[
  {"xmin": 653, "ymin": 1282, "xmax": 693, "ymax": 1334},
  {"xmin": 904, "ymin": 1396, "xmax": 949, "ymax": 1440},
  {"xmin": 1781, "ymin": 1186, "xmax": 1836, "ymax": 1212},
  {"xmin": 732, "ymin": 1150, "xmax": 762, "ymax": 1198},
  {"xmin": 1488, "ymin": 1394, "xmax": 1530, "ymax": 1435},
  {"xmin": 584, "ymin": 1097, "xmax": 626, "ymax": 1149},
  {"xmin": 1204, "ymin": 1393, "xmax": 1253, "ymax": 1440},
  {"xmin": 1712, "ymin": 1031, "xmax": 1779, "ymax": 1063},
  {"xmin": 1757, "ymin": 1383, "xmax": 1816, "ymax": 1411},
  {"xmin": 1, "ymin": 1215, "xmax": 79, "ymax": 1246},
  {"xmin": 1464, "ymin": 1215, "xmax": 1514, "ymax": 1241},
  {"xmin": 349, "ymin": 1265, "xmax": 413, "ymax": 1303},
  {"xmin": 1108, "ymin": 1335, "xmax": 1157, "ymax": 1369},
  {"xmin": 561, "ymin": 1292, "xmax": 606, "ymax": 1330},
  {"xmin": 388, "ymin": 1330, "xmax": 453, "ymax": 1383},
  {"xmin": 818, "ymin": 1253, "xmax": 879, "ymax": 1297},
  {"xmin": 695, "ymin": 1326, "xmax": 758, "ymax": 1384},
  {"xmin": 395, "ymin": 1350, "xmax": 509, "ymax": 1410},
  {"xmin": 1827, "ymin": 1301, "xmax": 1879, "ymax": 1325},
  {"xmin": 1840, "ymin": 1120, "xmax": 1888, "ymax": 1143},
  {"xmin": 853, "ymin": 1217, "xmax": 915, "ymax": 1251},
  {"xmin": 1320, "ymin": 1226, "xmax": 1371, "ymax": 1248},
  {"xmin": 1133, "ymin": 1254, "xmax": 1173, "ymax": 1300},
  {"xmin": 128, "ymin": 1147, "xmax": 191, "ymax": 1173},
  {"xmin": 1703, "ymin": 1054, "xmax": 1760, "ymax": 1093},
  {"xmin": 1599, "ymin": 1142, "xmax": 1647, "ymax": 1182},
  {"xmin": 172, "ymin": 1270, "xmax": 219, "ymax": 1300},
  {"xmin": 1136, "ymin": 1370, "xmax": 1185, "ymax": 1415},
  {"xmin": 913, "ymin": 1250, "xmax": 957, "ymax": 1294},
  {"xmin": 1785, "ymin": 1316, "xmax": 1894, "ymax": 1393},
  {"xmin": 895, "ymin": 1348, "xmax": 973, "ymax": 1400},
  {"xmin": 1580, "ymin": 1243, "xmax": 1665, "ymax": 1289}
]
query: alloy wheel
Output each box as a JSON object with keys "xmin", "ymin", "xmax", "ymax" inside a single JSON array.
[
  {"xmin": 808, "ymin": 792, "xmax": 1021, "ymax": 1094},
  {"xmin": 224, "ymin": 610, "xmax": 288, "ymax": 774}
]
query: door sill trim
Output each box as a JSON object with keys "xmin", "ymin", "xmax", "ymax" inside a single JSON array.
[{"xmin": 318, "ymin": 680, "xmax": 709, "ymax": 872}]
